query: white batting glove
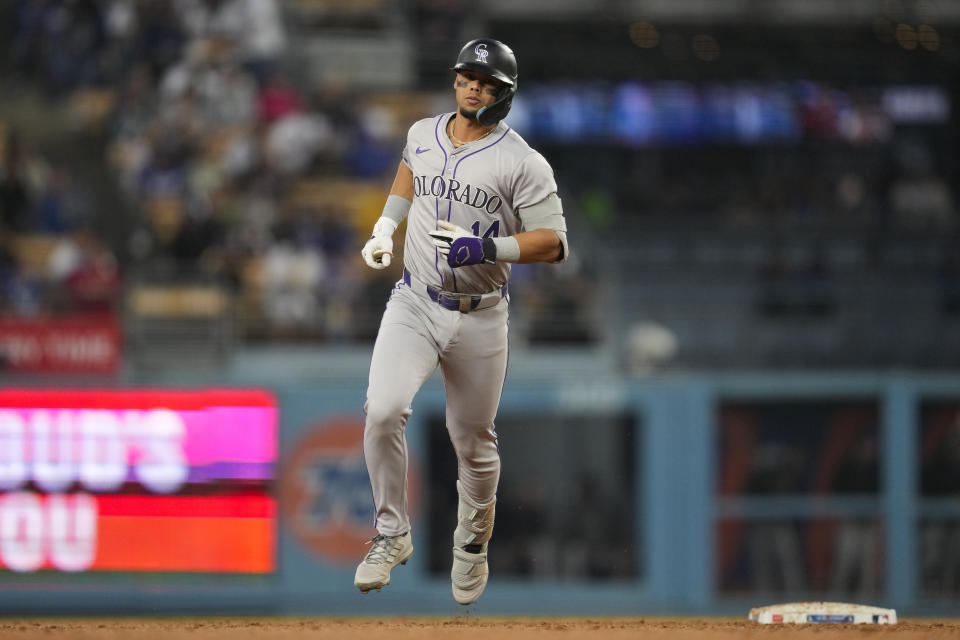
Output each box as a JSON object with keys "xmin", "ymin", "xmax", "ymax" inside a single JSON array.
[
  {"xmin": 361, "ymin": 236, "xmax": 393, "ymax": 269},
  {"xmin": 361, "ymin": 217, "xmax": 397, "ymax": 269},
  {"xmin": 428, "ymin": 220, "xmax": 473, "ymax": 259}
]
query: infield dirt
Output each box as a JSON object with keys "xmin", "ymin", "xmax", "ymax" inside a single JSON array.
[{"xmin": 0, "ymin": 617, "xmax": 957, "ymax": 640}]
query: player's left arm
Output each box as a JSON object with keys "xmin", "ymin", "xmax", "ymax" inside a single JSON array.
[
  {"xmin": 511, "ymin": 228, "xmax": 562, "ymax": 264},
  {"xmin": 512, "ymin": 192, "xmax": 568, "ymax": 264},
  {"xmin": 508, "ymin": 152, "xmax": 569, "ymax": 264},
  {"xmin": 429, "ymin": 152, "xmax": 569, "ymax": 268},
  {"xmin": 428, "ymin": 193, "xmax": 568, "ymax": 267}
]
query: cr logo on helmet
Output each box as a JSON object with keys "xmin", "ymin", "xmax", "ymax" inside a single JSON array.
[{"xmin": 474, "ymin": 43, "xmax": 489, "ymax": 63}]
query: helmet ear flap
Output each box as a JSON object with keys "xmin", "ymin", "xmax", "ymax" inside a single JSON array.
[{"xmin": 476, "ymin": 82, "xmax": 516, "ymax": 126}]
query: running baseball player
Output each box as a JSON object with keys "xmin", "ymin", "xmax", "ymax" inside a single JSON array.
[{"xmin": 354, "ymin": 37, "xmax": 569, "ymax": 605}]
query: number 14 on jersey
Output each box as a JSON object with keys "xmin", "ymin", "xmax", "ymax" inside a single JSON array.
[{"xmin": 471, "ymin": 220, "xmax": 500, "ymax": 238}]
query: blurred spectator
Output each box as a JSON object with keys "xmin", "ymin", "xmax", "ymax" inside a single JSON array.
[
  {"xmin": 346, "ymin": 97, "xmax": 399, "ymax": 179},
  {"xmin": 33, "ymin": 164, "xmax": 95, "ymax": 233},
  {"xmin": 745, "ymin": 441, "xmax": 808, "ymax": 592},
  {"xmin": 833, "ymin": 171, "xmax": 874, "ymax": 226},
  {"xmin": 828, "ymin": 433, "xmax": 882, "ymax": 597},
  {"xmin": 136, "ymin": 0, "xmax": 188, "ymax": 77},
  {"xmin": 208, "ymin": 61, "xmax": 258, "ymax": 126},
  {"xmin": 263, "ymin": 111, "xmax": 330, "ymax": 175},
  {"xmin": 48, "ymin": 228, "xmax": 121, "ymax": 313},
  {"xmin": 887, "ymin": 138, "xmax": 954, "ymax": 231},
  {"xmin": 3, "ymin": 269, "xmax": 44, "ymax": 317},
  {"xmin": 236, "ymin": 0, "xmax": 285, "ymax": 84},
  {"xmin": 0, "ymin": 133, "xmax": 32, "ymax": 232},
  {"xmin": 8, "ymin": 0, "xmax": 953, "ymax": 360},
  {"xmin": 261, "ymin": 227, "xmax": 325, "ymax": 336},
  {"xmin": 11, "ymin": 0, "xmax": 107, "ymax": 96},
  {"xmin": 257, "ymin": 71, "xmax": 303, "ymax": 124},
  {"xmin": 0, "ymin": 235, "xmax": 21, "ymax": 311},
  {"xmin": 176, "ymin": 0, "xmax": 284, "ymax": 83},
  {"xmin": 889, "ymin": 171, "xmax": 954, "ymax": 231},
  {"xmin": 746, "ymin": 522, "xmax": 807, "ymax": 593},
  {"xmin": 138, "ymin": 139, "xmax": 189, "ymax": 203},
  {"xmin": 177, "ymin": 0, "xmax": 245, "ymax": 47},
  {"xmin": 170, "ymin": 201, "xmax": 224, "ymax": 266},
  {"xmin": 9, "ymin": 0, "xmax": 55, "ymax": 82},
  {"xmin": 0, "ymin": 236, "xmax": 44, "ymax": 317},
  {"xmin": 33, "ymin": 165, "xmax": 71, "ymax": 233}
]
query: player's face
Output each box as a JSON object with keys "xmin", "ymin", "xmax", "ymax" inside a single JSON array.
[{"xmin": 454, "ymin": 71, "xmax": 504, "ymax": 120}]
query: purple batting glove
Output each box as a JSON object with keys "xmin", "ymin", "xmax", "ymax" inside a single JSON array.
[{"xmin": 448, "ymin": 236, "xmax": 496, "ymax": 268}]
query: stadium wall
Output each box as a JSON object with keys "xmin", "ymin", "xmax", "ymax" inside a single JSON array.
[{"xmin": 0, "ymin": 348, "xmax": 957, "ymax": 618}]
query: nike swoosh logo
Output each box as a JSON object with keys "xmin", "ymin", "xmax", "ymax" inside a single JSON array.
[{"xmin": 415, "ymin": 146, "xmax": 430, "ymax": 154}]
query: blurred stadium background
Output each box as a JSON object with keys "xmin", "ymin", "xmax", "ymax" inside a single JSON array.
[{"xmin": 0, "ymin": 0, "xmax": 958, "ymax": 620}]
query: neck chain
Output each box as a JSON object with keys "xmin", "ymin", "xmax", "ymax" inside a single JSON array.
[{"xmin": 448, "ymin": 117, "xmax": 496, "ymax": 147}]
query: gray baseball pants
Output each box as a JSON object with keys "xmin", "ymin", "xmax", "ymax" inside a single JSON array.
[{"xmin": 363, "ymin": 284, "xmax": 508, "ymax": 536}]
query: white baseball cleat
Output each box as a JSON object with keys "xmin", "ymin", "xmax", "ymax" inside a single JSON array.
[
  {"xmin": 451, "ymin": 481, "xmax": 496, "ymax": 605},
  {"xmin": 452, "ymin": 546, "xmax": 489, "ymax": 605},
  {"xmin": 354, "ymin": 533, "xmax": 413, "ymax": 593}
]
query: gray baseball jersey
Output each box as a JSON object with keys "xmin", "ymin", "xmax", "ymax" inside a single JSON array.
[
  {"xmin": 401, "ymin": 112, "xmax": 558, "ymax": 293},
  {"xmin": 362, "ymin": 112, "xmax": 561, "ymax": 538}
]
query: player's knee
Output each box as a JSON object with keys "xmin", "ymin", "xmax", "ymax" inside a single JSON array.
[
  {"xmin": 457, "ymin": 451, "xmax": 500, "ymax": 494},
  {"xmin": 364, "ymin": 399, "xmax": 411, "ymax": 433},
  {"xmin": 448, "ymin": 424, "xmax": 499, "ymax": 465}
]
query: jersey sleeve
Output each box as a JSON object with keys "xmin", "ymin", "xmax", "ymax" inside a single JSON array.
[
  {"xmin": 400, "ymin": 116, "xmax": 436, "ymax": 169},
  {"xmin": 400, "ymin": 127, "xmax": 412, "ymax": 168},
  {"xmin": 510, "ymin": 151, "xmax": 558, "ymax": 211}
]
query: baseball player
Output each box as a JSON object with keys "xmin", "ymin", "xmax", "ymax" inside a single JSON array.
[{"xmin": 354, "ymin": 37, "xmax": 569, "ymax": 605}]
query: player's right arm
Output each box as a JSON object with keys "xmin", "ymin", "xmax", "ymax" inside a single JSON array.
[
  {"xmin": 361, "ymin": 161, "xmax": 414, "ymax": 269},
  {"xmin": 389, "ymin": 160, "xmax": 414, "ymax": 200}
]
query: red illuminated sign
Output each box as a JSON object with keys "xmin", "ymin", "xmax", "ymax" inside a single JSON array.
[
  {"xmin": 0, "ymin": 316, "xmax": 121, "ymax": 373},
  {"xmin": 0, "ymin": 390, "xmax": 276, "ymax": 574}
]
